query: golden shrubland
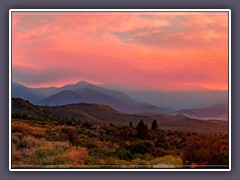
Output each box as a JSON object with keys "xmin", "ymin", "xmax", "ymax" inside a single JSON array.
[{"xmin": 12, "ymin": 117, "xmax": 228, "ymax": 169}]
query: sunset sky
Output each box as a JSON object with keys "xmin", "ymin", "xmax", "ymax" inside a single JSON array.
[{"xmin": 12, "ymin": 11, "xmax": 229, "ymax": 91}]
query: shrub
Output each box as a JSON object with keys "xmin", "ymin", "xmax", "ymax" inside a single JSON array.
[
  {"xmin": 82, "ymin": 121, "xmax": 93, "ymax": 129},
  {"xmin": 35, "ymin": 146, "xmax": 60, "ymax": 160},
  {"xmin": 16, "ymin": 136, "xmax": 38, "ymax": 150},
  {"xmin": 34, "ymin": 145, "xmax": 66, "ymax": 165},
  {"xmin": 150, "ymin": 155, "xmax": 183, "ymax": 168},
  {"xmin": 129, "ymin": 140, "xmax": 155, "ymax": 155},
  {"xmin": 116, "ymin": 147, "xmax": 132, "ymax": 161},
  {"xmin": 65, "ymin": 147, "xmax": 89, "ymax": 165},
  {"xmin": 12, "ymin": 144, "xmax": 22, "ymax": 163},
  {"xmin": 155, "ymin": 147, "xmax": 167, "ymax": 157},
  {"xmin": 183, "ymin": 134, "xmax": 229, "ymax": 166},
  {"xmin": 52, "ymin": 155, "xmax": 65, "ymax": 165}
]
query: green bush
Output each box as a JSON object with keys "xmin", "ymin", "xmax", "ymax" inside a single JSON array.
[
  {"xmin": 52, "ymin": 155, "xmax": 65, "ymax": 165},
  {"xmin": 34, "ymin": 145, "xmax": 66, "ymax": 165},
  {"xmin": 116, "ymin": 147, "xmax": 132, "ymax": 161},
  {"xmin": 16, "ymin": 136, "xmax": 36, "ymax": 150},
  {"xmin": 35, "ymin": 146, "xmax": 59, "ymax": 160}
]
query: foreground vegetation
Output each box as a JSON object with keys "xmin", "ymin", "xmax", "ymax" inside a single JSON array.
[{"xmin": 12, "ymin": 116, "xmax": 228, "ymax": 169}]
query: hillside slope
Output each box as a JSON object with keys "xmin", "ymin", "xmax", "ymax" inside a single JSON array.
[
  {"xmin": 12, "ymin": 98, "xmax": 228, "ymax": 133},
  {"xmin": 174, "ymin": 103, "xmax": 228, "ymax": 121}
]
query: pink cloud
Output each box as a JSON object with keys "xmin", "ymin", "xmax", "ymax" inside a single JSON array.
[{"xmin": 12, "ymin": 11, "xmax": 229, "ymax": 91}]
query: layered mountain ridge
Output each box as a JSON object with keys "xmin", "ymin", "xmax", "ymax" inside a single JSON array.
[
  {"xmin": 12, "ymin": 81, "xmax": 228, "ymax": 119},
  {"xmin": 12, "ymin": 81, "xmax": 171, "ymax": 114}
]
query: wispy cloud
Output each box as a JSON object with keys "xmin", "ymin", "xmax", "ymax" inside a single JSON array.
[{"xmin": 12, "ymin": 11, "xmax": 228, "ymax": 90}]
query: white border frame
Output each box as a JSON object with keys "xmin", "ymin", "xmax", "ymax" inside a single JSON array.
[{"xmin": 9, "ymin": 9, "xmax": 231, "ymax": 172}]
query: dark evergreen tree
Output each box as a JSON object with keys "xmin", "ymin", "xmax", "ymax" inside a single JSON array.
[
  {"xmin": 136, "ymin": 120, "xmax": 149, "ymax": 139},
  {"xmin": 129, "ymin": 122, "xmax": 133, "ymax": 128},
  {"xmin": 151, "ymin": 119, "xmax": 159, "ymax": 130}
]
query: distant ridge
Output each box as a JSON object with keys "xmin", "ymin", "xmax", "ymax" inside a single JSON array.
[
  {"xmin": 174, "ymin": 103, "xmax": 228, "ymax": 121},
  {"xmin": 37, "ymin": 87, "xmax": 171, "ymax": 114},
  {"xmin": 12, "ymin": 82, "xmax": 41, "ymax": 102},
  {"xmin": 12, "ymin": 81, "xmax": 171, "ymax": 114},
  {"xmin": 12, "ymin": 81, "xmax": 228, "ymax": 115}
]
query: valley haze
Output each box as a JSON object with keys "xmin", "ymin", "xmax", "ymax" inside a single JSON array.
[{"xmin": 12, "ymin": 81, "xmax": 228, "ymax": 121}]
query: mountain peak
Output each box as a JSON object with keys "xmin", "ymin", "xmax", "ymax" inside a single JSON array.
[{"xmin": 75, "ymin": 81, "xmax": 93, "ymax": 86}]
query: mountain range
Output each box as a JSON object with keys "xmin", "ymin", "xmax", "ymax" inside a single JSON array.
[
  {"xmin": 12, "ymin": 81, "xmax": 171, "ymax": 114},
  {"xmin": 126, "ymin": 90, "xmax": 228, "ymax": 110},
  {"xmin": 12, "ymin": 81, "xmax": 228, "ymax": 119}
]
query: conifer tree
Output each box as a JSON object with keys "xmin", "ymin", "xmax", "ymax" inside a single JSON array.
[
  {"xmin": 136, "ymin": 120, "xmax": 149, "ymax": 139},
  {"xmin": 151, "ymin": 119, "xmax": 159, "ymax": 130},
  {"xmin": 130, "ymin": 122, "xmax": 133, "ymax": 128}
]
